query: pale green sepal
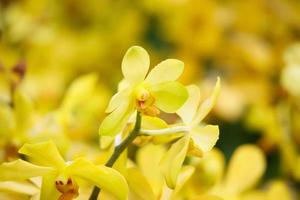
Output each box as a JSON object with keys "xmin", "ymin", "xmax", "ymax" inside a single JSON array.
[
  {"xmin": 99, "ymin": 98, "xmax": 134, "ymax": 136},
  {"xmin": 150, "ymin": 81, "xmax": 188, "ymax": 113},
  {"xmin": 145, "ymin": 59, "xmax": 184, "ymax": 85},
  {"xmin": 189, "ymin": 125, "xmax": 219, "ymax": 157}
]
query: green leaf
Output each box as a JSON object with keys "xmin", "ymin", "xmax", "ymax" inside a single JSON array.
[
  {"xmin": 122, "ymin": 46, "xmax": 150, "ymax": 85},
  {"xmin": 150, "ymin": 81, "xmax": 188, "ymax": 113}
]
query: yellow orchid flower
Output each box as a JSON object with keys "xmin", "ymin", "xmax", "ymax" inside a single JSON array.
[
  {"xmin": 160, "ymin": 78, "xmax": 221, "ymax": 188},
  {"xmin": 266, "ymin": 180, "xmax": 293, "ymax": 200},
  {"xmin": 185, "ymin": 145, "xmax": 266, "ymax": 200},
  {"xmin": 0, "ymin": 179, "xmax": 39, "ymax": 199},
  {"xmin": 99, "ymin": 45, "xmax": 188, "ymax": 136},
  {"xmin": 281, "ymin": 43, "xmax": 300, "ymax": 97},
  {"xmin": 0, "ymin": 141, "xmax": 128, "ymax": 200},
  {"xmin": 127, "ymin": 143, "xmax": 196, "ymax": 200}
]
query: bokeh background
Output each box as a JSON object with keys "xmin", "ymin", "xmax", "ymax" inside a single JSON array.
[{"xmin": 0, "ymin": 0, "xmax": 300, "ymax": 199}]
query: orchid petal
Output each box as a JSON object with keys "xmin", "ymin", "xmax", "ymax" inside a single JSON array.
[
  {"xmin": 160, "ymin": 136, "xmax": 189, "ymax": 189},
  {"xmin": 150, "ymin": 81, "xmax": 188, "ymax": 113},
  {"xmin": 189, "ymin": 125, "xmax": 219, "ymax": 157},
  {"xmin": 99, "ymin": 97, "xmax": 134, "ymax": 136},
  {"xmin": 66, "ymin": 158, "xmax": 128, "ymax": 200},
  {"xmin": 122, "ymin": 46, "xmax": 150, "ymax": 85},
  {"xmin": 177, "ymin": 85, "xmax": 201, "ymax": 124},
  {"xmin": 18, "ymin": 141, "xmax": 65, "ymax": 169},
  {"xmin": 0, "ymin": 159, "xmax": 53, "ymax": 181},
  {"xmin": 145, "ymin": 59, "xmax": 184, "ymax": 85},
  {"xmin": 193, "ymin": 77, "xmax": 220, "ymax": 124},
  {"xmin": 224, "ymin": 145, "xmax": 266, "ymax": 194}
]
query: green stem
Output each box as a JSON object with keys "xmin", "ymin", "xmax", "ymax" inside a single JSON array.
[{"xmin": 88, "ymin": 112, "xmax": 142, "ymax": 200}]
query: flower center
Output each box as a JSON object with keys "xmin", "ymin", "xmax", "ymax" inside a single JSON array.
[
  {"xmin": 135, "ymin": 86, "xmax": 160, "ymax": 117},
  {"xmin": 55, "ymin": 178, "xmax": 79, "ymax": 200}
]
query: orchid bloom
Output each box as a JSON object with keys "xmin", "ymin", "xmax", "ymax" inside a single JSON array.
[
  {"xmin": 0, "ymin": 141, "xmax": 128, "ymax": 200},
  {"xmin": 160, "ymin": 78, "xmax": 221, "ymax": 188},
  {"xmin": 99, "ymin": 46, "xmax": 188, "ymax": 136}
]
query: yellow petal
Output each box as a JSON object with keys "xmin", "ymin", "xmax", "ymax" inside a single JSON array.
[
  {"xmin": 126, "ymin": 167, "xmax": 156, "ymax": 200},
  {"xmin": 267, "ymin": 181, "xmax": 293, "ymax": 200},
  {"xmin": 137, "ymin": 143, "xmax": 165, "ymax": 196},
  {"xmin": 193, "ymin": 77, "xmax": 220, "ymax": 125},
  {"xmin": 168, "ymin": 166, "xmax": 195, "ymax": 199},
  {"xmin": 13, "ymin": 88, "xmax": 33, "ymax": 131},
  {"xmin": 0, "ymin": 105, "xmax": 15, "ymax": 138},
  {"xmin": 189, "ymin": 125, "xmax": 219, "ymax": 157},
  {"xmin": 118, "ymin": 79, "xmax": 131, "ymax": 91},
  {"xmin": 294, "ymin": 156, "xmax": 300, "ymax": 180},
  {"xmin": 66, "ymin": 158, "xmax": 128, "ymax": 200},
  {"xmin": 0, "ymin": 159, "xmax": 53, "ymax": 181},
  {"xmin": 61, "ymin": 73, "xmax": 98, "ymax": 111},
  {"xmin": 105, "ymin": 89, "xmax": 130, "ymax": 113},
  {"xmin": 150, "ymin": 81, "xmax": 188, "ymax": 113},
  {"xmin": 191, "ymin": 194, "xmax": 223, "ymax": 200},
  {"xmin": 0, "ymin": 181, "xmax": 39, "ymax": 196},
  {"xmin": 121, "ymin": 46, "xmax": 150, "ymax": 85},
  {"xmin": 99, "ymin": 136, "xmax": 115, "ymax": 149},
  {"xmin": 242, "ymin": 191, "xmax": 266, "ymax": 200},
  {"xmin": 145, "ymin": 59, "xmax": 184, "ymax": 85},
  {"xmin": 18, "ymin": 141, "xmax": 65, "ymax": 169},
  {"xmin": 224, "ymin": 145, "xmax": 266, "ymax": 194},
  {"xmin": 190, "ymin": 149, "xmax": 225, "ymax": 189},
  {"xmin": 177, "ymin": 85, "xmax": 201, "ymax": 124},
  {"xmin": 160, "ymin": 136, "xmax": 190, "ymax": 189},
  {"xmin": 141, "ymin": 116, "xmax": 168, "ymax": 129},
  {"xmin": 99, "ymin": 98, "xmax": 134, "ymax": 136},
  {"xmin": 280, "ymin": 64, "xmax": 300, "ymax": 97},
  {"xmin": 152, "ymin": 133, "xmax": 184, "ymax": 145},
  {"xmin": 40, "ymin": 173, "xmax": 60, "ymax": 200}
]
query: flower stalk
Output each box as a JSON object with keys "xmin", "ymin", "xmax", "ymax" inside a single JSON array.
[{"xmin": 89, "ymin": 112, "xmax": 142, "ymax": 200}]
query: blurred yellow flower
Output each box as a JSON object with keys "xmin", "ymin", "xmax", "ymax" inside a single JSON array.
[{"xmin": 0, "ymin": 141, "xmax": 128, "ymax": 200}]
